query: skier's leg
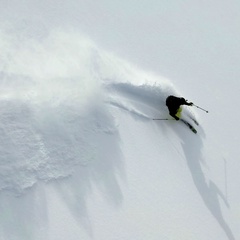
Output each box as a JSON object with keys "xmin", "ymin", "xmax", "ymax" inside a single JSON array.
[{"xmin": 176, "ymin": 107, "xmax": 182, "ymax": 119}]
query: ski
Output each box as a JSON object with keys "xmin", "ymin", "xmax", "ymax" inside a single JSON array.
[
  {"xmin": 152, "ymin": 118, "xmax": 197, "ymax": 134},
  {"xmin": 180, "ymin": 119, "xmax": 197, "ymax": 134},
  {"xmin": 189, "ymin": 116, "xmax": 199, "ymax": 125},
  {"xmin": 192, "ymin": 119, "xmax": 199, "ymax": 126}
]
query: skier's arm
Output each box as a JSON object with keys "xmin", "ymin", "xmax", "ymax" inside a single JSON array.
[{"xmin": 183, "ymin": 99, "xmax": 193, "ymax": 106}]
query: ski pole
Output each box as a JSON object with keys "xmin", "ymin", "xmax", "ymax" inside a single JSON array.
[
  {"xmin": 152, "ymin": 118, "xmax": 174, "ymax": 120},
  {"xmin": 193, "ymin": 104, "xmax": 209, "ymax": 113}
]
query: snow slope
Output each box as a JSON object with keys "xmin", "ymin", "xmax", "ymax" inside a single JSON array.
[{"xmin": 0, "ymin": 1, "xmax": 240, "ymax": 240}]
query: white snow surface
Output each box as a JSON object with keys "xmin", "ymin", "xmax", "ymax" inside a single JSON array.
[{"xmin": 0, "ymin": 1, "xmax": 240, "ymax": 240}]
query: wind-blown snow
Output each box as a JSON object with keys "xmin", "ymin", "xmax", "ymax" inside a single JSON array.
[{"xmin": 0, "ymin": 19, "xmax": 239, "ymax": 240}]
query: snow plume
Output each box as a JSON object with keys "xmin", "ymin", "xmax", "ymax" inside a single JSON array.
[
  {"xmin": 0, "ymin": 27, "xmax": 177, "ymax": 194},
  {"xmin": 0, "ymin": 28, "xmax": 120, "ymax": 194},
  {"xmin": 105, "ymin": 81, "xmax": 176, "ymax": 120}
]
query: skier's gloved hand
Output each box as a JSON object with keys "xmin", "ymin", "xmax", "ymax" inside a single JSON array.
[{"xmin": 189, "ymin": 102, "xmax": 193, "ymax": 106}]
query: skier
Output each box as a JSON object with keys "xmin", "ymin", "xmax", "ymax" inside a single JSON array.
[{"xmin": 166, "ymin": 95, "xmax": 193, "ymax": 121}]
